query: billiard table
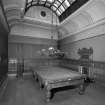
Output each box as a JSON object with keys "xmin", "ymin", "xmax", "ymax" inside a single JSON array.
[{"xmin": 33, "ymin": 66, "xmax": 86, "ymax": 102}]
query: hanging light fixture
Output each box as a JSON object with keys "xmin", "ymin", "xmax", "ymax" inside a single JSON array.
[
  {"xmin": 48, "ymin": 11, "xmax": 65, "ymax": 57},
  {"xmin": 48, "ymin": 9, "xmax": 56, "ymax": 56}
]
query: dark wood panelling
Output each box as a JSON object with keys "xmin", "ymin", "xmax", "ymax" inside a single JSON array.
[{"xmin": 0, "ymin": 4, "xmax": 8, "ymax": 86}]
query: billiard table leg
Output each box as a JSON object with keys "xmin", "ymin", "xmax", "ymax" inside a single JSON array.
[
  {"xmin": 46, "ymin": 88, "xmax": 51, "ymax": 102},
  {"xmin": 39, "ymin": 83, "xmax": 44, "ymax": 90},
  {"xmin": 79, "ymin": 83, "xmax": 85, "ymax": 95}
]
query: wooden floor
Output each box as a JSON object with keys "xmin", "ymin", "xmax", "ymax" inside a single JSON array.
[{"xmin": 0, "ymin": 76, "xmax": 105, "ymax": 105}]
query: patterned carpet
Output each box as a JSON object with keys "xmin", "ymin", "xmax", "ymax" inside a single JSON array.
[{"xmin": 0, "ymin": 77, "xmax": 105, "ymax": 105}]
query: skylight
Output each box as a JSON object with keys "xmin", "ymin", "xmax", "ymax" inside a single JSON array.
[
  {"xmin": 27, "ymin": 0, "xmax": 32, "ymax": 3},
  {"xmin": 48, "ymin": 0, "xmax": 54, "ymax": 3},
  {"xmin": 25, "ymin": 0, "xmax": 76, "ymax": 16}
]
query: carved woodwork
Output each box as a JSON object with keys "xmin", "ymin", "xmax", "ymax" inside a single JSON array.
[{"xmin": 78, "ymin": 47, "xmax": 94, "ymax": 81}]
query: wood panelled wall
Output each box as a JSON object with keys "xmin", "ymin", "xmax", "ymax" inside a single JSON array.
[
  {"xmin": 60, "ymin": 34, "xmax": 105, "ymax": 62},
  {"xmin": 59, "ymin": 34, "xmax": 105, "ymax": 86},
  {"xmin": 8, "ymin": 35, "xmax": 57, "ymax": 59},
  {"xmin": 8, "ymin": 35, "xmax": 58, "ymax": 74}
]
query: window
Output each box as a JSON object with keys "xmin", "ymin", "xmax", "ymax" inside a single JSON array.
[
  {"xmin": 59, "ymin": 5, "xmax": 65, "ymax": 12},
  {"xmin": 56, "ymin": 10, "xmax": 61, "ymax": 16},
  {"xmin": 48, "ymin": 0, "xmax": 54, "ymax": 3},
  {"xmin": 27, "ymin": 0, "xmax": 32, "ymax": 3},
  {"xmin": 25, "ymin": 0, "xmax": 77, "ymax": 18}
]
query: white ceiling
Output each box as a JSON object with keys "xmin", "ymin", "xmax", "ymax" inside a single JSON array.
[
  {"xmin": 2, "ymin": 0, "xmax": 105, "ymax": 39},
  {"xmin": 60, "ymin": 0, "xmax": 105, "ymax": 38}
]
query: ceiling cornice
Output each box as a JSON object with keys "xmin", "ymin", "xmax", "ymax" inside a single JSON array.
[
  {"xmin": 60, "ymin": 0, "xmax": 92, "ymax": 26},
  {"xmin": 8, "ymin": 16, "xmax": 59, "ymax": 31},
  {"xmin": 4, "ymin": 5, "xmax": 60, "ymax": 30}
]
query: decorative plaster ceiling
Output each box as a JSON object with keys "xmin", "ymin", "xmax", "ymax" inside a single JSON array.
[
  {"xmin": 2, "ymin": 0, "xmax": 105, "ymax": 39},
  {"xmin": 60, "ymin": 0, "xmax": 105, "ymax": 38}
]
